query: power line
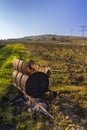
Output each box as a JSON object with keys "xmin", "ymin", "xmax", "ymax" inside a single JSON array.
[
  {"xmin": 70, "ymin": 29, "xmax": 73, "ymax": 36},
  {"xmin": 80, "ymin": 26, "xmax": 87, "ymax": 37}
]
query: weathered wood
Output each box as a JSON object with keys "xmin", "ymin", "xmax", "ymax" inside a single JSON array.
[
  {"xmin": 49, "ymin": 89, "xmax": 78, "ymax": 106},
  {"xmin": 12, "ymin": 58, "xmax": 29, "ymax": 75},
  {"xmin": 12, "ymin": 58, "xmax": 51, "ymax": 78},
  {"xmin": 14, "ymin": 84, "xmax": 55, "ymax": 120},
  {"xmin": 12, "ymin": 70, "xmax": 49, "ymax": 98},
  {"xmin": 29, "ymin": 59, "xmax": 51, "ymax": 77},
  {"xmin": 57, "ymin": 92, "xmax": 79, "ymax": 106}
]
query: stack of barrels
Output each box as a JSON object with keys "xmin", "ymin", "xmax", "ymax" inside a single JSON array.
[{"xmin": 12, "ymin": 58, "xmax": 50, "ymax": 98}]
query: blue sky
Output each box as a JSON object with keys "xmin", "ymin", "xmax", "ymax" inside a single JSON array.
[{"xmin": 0, "ymin": 0, "xmax": 87, "ymax": 39}]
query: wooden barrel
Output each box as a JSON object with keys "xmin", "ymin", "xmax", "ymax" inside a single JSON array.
[
  {"xmin": 16, "ymin": 72, "xmax": 23, "ymax": 88},
  {"xmin": 12, "ymin": 58, "xmax": 29, "ymax": 75},
  {"xmin": 12, "ymin": 70, "xmax": 19, "ymax": 85},
  {"xmin": 12, "ymin": 58, "xmax": 19, "ymax": 70},
  {"xmin": 12, "ymin": 70, "xmax": 49, "ymax": 98},
  {"xmin": 17, "ymin": 60, "xmax": 24, "ymax": 72},
  {"xmin": 22, "ymin": 62, "xmax": 28, "ymax": 74},
  {"xmin": 29, "ymin": 60, "xmax": 50, "ymax": 74},
  {"xmin": 12, "ymin": 70, "xmax": 28, "ymax": 91},
  {"xmin": 26, "ymin": 72, "xmax": 49, "ymax": 97},
  {"xmin": 20, "ymin": 74, "xmax": 29, "ymax": 92},
  {"xmin": 32, "ymin": 64, "xmax": 40, "ymax": 71}
]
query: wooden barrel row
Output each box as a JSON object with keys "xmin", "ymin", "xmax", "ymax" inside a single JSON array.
[
  {"xmin": 12, "ymin": 70, "xmax": 49, "ymax": 98},
  {"xmin": 12, "ymin": 58, "xmax": 51, "ymax": 77},
  {"xmin": 29, "ymin": 60, "xmax": 51, "ymax": 77},
  {"xmin": 12, "ymin": 70, "xmax": 28, "ymax": 92},
  {"xmin": 12, "ymin": 58, "xmax": 29, "ymax": 75},
  {"xmin": 30, "ymin": 63, "xmax": 50, "ymax": 73}
]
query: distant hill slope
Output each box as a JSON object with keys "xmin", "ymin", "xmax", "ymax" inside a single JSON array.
[
  {"xmin": 1, "ymin": 34, "xmax": 87, "ymax": 44},
  {"xmin": 24, "ymin": 34, "xmax": 87, "ymax": 41}
]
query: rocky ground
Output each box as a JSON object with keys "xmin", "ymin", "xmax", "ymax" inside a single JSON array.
[{"xmin": 8, "ymin": 91, "xmax": 87, "ymax": 130}]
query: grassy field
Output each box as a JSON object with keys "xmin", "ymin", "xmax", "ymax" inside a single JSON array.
[{"xmin": 0, "ymin": 41, "xmax": 87, "ymax": 130}]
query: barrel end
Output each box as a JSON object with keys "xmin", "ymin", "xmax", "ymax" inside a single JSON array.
[{"xmin": 12, "ymin": 56, "xmax": 16, "ymax": 64}]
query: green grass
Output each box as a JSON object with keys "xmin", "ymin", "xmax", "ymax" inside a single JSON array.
[
  {"xmin": 0, "ymin": 43, "xmax": 28, "ymax": 128},
  {"xmin": 0, "ymin": 42, "xmax": 87, "ymax": 129},
  {"xmin": 0, "ymin": 44, "xmax": 27, "ymax": 98}
]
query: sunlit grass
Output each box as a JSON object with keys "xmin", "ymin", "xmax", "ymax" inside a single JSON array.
[
  {"xmin": 0, "ymin": 42, "xmax": 87, "ymax": 129},
  {"xmin": 0, "ymin": 43, "xmax": 28, "ymax": 127}
]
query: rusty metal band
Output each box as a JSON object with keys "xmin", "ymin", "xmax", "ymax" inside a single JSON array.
[
  {"xmin": 19, "ymin": 73, "xmax": 24, "ymax": 90},
  {"xmin": 21, "ymin": 61, "xmax": 24, "ymax": 73},
  {"xmin": 17, "ymin": 60, "xmax": 20, "ymax": 71},
  {"xmin": 15, "ymin": 71, "xmax": 19, "ymax": 86}
]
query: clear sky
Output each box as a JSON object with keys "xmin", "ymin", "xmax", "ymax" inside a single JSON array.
[{"xmin": 0, "ymin": 0, "xmax": 87, "ymax": 39}]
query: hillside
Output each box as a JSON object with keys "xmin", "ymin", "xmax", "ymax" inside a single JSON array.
[
  {"xmin": 0, "ymin": 40, "xmax": 87, "ymax": 130},
  {"xmin": 1, "ymin": 34, "xmax": 87, "ymax": 44},
  {"xmin": 24, "ymin": 34, "xmax": 87, "ymax": 41}
]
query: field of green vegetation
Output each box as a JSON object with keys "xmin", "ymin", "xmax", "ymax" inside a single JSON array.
[{"xmin": 0, "ymin": 41, "xmax": 87, "ymax": 130}]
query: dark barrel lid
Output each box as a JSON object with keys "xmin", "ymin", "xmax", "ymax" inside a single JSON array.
[{"xmin": 26, "ymin": 72, "xmax": 49, "ymax": 98}]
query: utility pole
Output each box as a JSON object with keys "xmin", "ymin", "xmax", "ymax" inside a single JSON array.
[
  {"xmin": 70, "ymin": 29, "xmax": 73, "ymax": 36},
  {"xmin": 80, "ymin": 26, "xmax": 87, "ymax": 37}
]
